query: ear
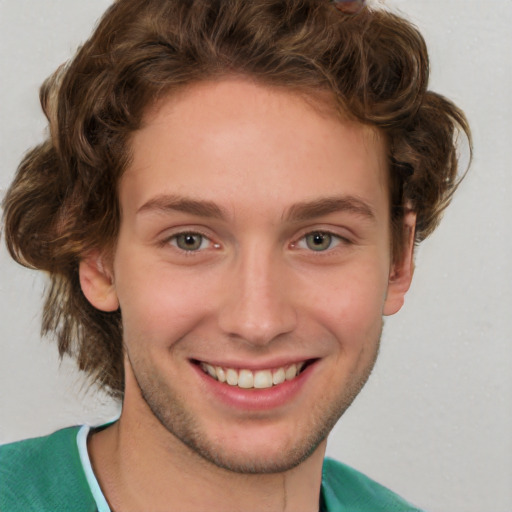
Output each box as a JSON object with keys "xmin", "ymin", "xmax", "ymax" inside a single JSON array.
[
  {"xmin": 383, "ymin": 211, "xmax": 416, "ymax": 316},
  {"xmin": 79, "ymin": 251, "xmax": 119, "ymax": 312}
]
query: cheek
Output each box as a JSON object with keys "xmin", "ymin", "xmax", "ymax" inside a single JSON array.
[
  {"xmin": 303, "ymin": 265, "xmax": 389, "ymax": 345},
  {"xmin": 115, "ymin": 262, "xmax": 217, "ymax": 349}
]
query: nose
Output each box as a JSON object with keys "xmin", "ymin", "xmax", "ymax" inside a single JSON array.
[{"xmin": 217, "ymin": 244, "xmax": 298, "ymax": 346}]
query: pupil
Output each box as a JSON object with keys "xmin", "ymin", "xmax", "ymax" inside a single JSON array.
[
  {"xmin": 307, "ymin": 232, "xmax": 331, "ymax": 251},
  {"xmin": 177, "ymin": 233, "xmax": 202, "ymax": 250}
]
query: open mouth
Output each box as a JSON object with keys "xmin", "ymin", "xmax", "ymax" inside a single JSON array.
[{"xmin": 194, "ymin": 360, "xmax": 314, "ymax": 390}]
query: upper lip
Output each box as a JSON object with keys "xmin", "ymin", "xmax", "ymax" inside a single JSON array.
[{"xmin": 191, "ymin": 357, "xmax": 317, "ymax": 371}]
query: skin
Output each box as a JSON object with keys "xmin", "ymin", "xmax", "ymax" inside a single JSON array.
[{"xmin": 80, "ymin": 78, "xmax": 415, "ymax": 512}]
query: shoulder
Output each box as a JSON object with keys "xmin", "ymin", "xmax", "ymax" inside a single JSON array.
[
  {"xmin": 0, "ymin": 426, "xmax": 97, "ymax": 512},
  {"xmin": 321, "ymin": 457, "xmax": 426, "ymax": 512}
]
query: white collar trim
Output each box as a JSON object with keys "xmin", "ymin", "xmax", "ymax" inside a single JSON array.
[{"xmin": 76, "ymin": 424, "xmax": 112, "ymax": 512}]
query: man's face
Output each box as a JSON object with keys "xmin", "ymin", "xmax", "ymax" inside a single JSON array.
[{"xmin": 104, "ymin": 79, "xmax": 410, "ymax": 473}]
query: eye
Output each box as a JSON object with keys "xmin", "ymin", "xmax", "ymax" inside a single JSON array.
[
  {"xmin": 296, "ymin": 231, "xmax": 343, "ymax": 252},
  {"xmin": 170, "ymin": 232, "xmax": 212, "ymax": 252}
]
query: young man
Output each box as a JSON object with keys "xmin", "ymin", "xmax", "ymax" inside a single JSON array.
[{"xmin": 0, "ymin": 0, "xmax": 470, "ymax": 510}]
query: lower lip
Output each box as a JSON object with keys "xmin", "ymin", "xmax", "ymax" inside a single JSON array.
[{"xmin": 191, "ymin": 362, "xmax": 316, "ymax": 412}]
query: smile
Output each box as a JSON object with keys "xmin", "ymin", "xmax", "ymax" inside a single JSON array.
[{"xmin": 199, "ymin": 362, "xmax": 307, "ymax": 390}]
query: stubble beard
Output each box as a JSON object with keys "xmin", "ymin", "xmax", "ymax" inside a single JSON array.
[{"xmin": 126, "ymin": 332, "xmax": 381, "ymax": 475}]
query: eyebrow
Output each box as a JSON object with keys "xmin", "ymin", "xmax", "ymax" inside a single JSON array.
[
  {"xmin": 137, "ymin": 194, "xmax": 227, "ymax": 219},
  {"xmin": 284, "ymin": 196, "xmax": 376, "ymax": 223},
  {"xmin": 137, "ymin": 194, "xmax": 376, "ymax": 222}
]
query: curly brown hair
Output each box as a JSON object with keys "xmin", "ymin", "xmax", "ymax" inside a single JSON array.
[{"xmin": 2, "ymin": 0, "xmax": 471, "ymax": 397}]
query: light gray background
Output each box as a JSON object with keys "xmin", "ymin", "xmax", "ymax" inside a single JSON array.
[{"xmin": 1, "ymin": 1, "xmax": 511, "ymax": 511}]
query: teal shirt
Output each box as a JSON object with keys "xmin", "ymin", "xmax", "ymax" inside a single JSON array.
[{"xmin": 1, "ymin": 426, "xmax": 424, "ymax": 511}]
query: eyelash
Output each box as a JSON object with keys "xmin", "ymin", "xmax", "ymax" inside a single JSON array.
[
  {"xmin": 161, "ymin": 229, "xmax": 350, "ymax": 255},
  {"xmin": 292, "ymin": 230, "xmax": 348, "ymax": 253},
  {"xmin": 163, "ymin": 231, "xmax": 218, "ymax": 253}
]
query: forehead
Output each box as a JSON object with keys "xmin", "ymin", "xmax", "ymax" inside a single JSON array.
[{"xmin": 121, "ymin": 78, "xmax": 389, "ymax": 222}]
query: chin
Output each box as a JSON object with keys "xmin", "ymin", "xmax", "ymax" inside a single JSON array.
[
  {"xmin": 142, "ymin": 383, "xmax": 345, "ymax": 475},
  {"xmin": 175, "ymin": 426, "xmax": 328, "ymax": 475}
]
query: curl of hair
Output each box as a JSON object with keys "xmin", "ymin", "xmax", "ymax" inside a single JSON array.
[{"xmin": 2, "ymin": 0, "xmax": 472, "ymax": 396}]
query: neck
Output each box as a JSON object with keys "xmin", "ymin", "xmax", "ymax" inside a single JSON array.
[{"xmin": 88, "ymin": 405, "xmax": 326, "ymax": 512}]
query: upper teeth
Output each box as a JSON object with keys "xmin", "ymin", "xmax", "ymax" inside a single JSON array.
[{"xmin": 200, "ymin": 362, "xmax": 305, "ymax": 389}]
